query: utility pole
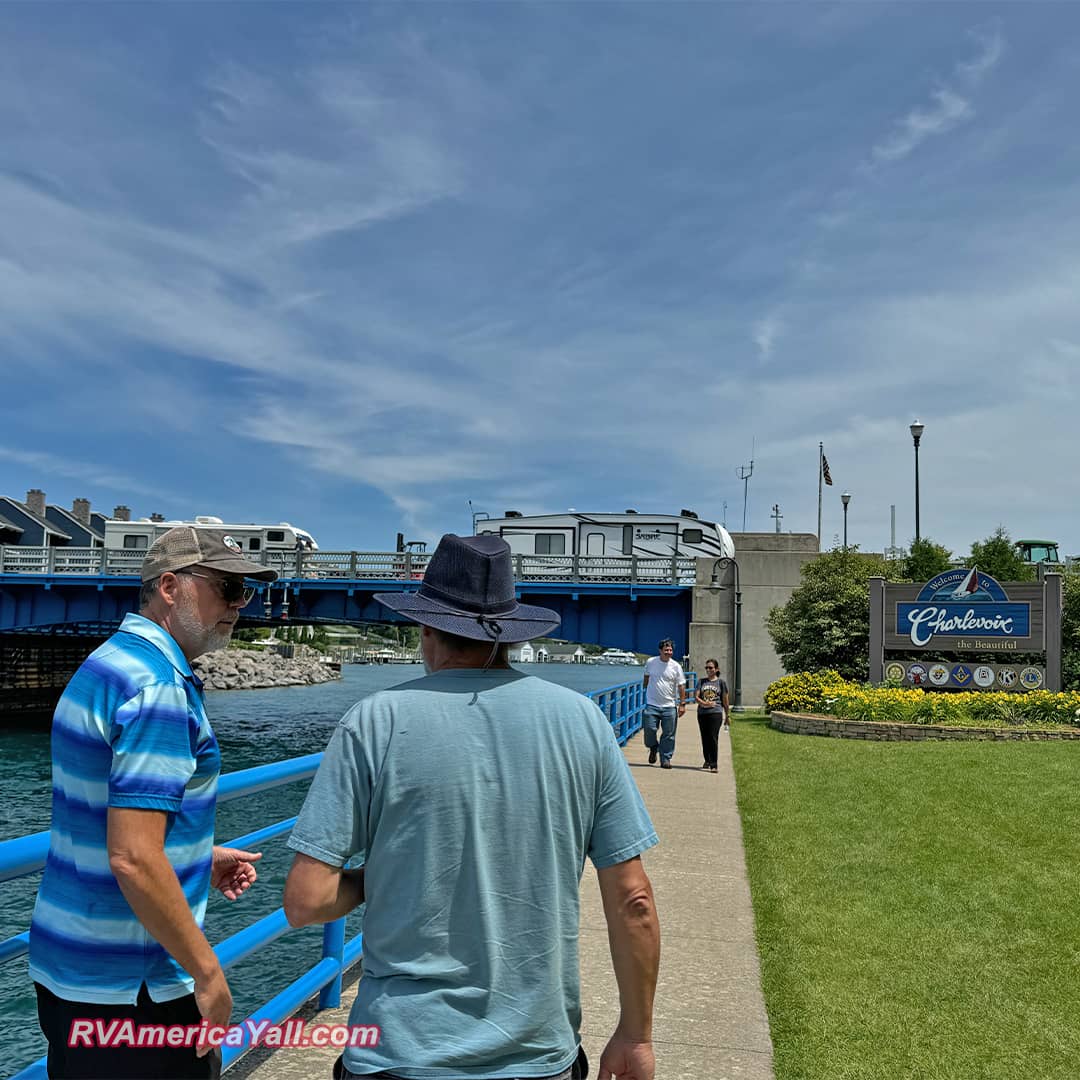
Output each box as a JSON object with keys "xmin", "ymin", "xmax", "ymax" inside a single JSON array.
[
  {"xmin": 771, "ymin": 503, "xmax": 782, "ymax": 533},
  {"xmin": 737, "ymin": 451, "xmax": 754, "ymax": 532}
]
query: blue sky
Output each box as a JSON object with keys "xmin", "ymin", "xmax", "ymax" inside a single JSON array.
[{"xmin": 2, "ymin": 3, "xmax": 1078, "ymax": 556}]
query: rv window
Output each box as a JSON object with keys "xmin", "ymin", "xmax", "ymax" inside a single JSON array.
[
  {"xmin": 122, "ymin": 535, "xmax": 148, "ymax": 550},
  {"xmin": 248, "ymin": 538, "xmax": 261, "ymax": 551},
  {"xmin": 683, "ymin": 528, "xmax": 703, "ymax": 545},
  {"xmin": 267, "ymin": 530, "xmax": 285, "ymax": 543},
  {"xmin": 535, "ymin": 534, "xmax": 566, "ymax": 555},
  {"xmin": 622, "ymin": 525, "xmax": 633, "ymax": 555}
]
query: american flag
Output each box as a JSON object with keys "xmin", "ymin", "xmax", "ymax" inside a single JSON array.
[{"xmin": 822, "ymin": 454, "xmax": 834, "ymax": 486}]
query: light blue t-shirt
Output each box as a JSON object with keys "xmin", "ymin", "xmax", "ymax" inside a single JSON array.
[{"xmin": 288, "ymin": 669, "xmax": 658, "ymax": 1079}]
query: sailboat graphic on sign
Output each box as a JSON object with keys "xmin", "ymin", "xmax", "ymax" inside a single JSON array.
[
  {"xmin": 951, "ymin": 567, "xmax": 980, "ymax": 599},
  {"xmin": 929, "ymin": 567, "xmax": 992, "ymax": 603}
]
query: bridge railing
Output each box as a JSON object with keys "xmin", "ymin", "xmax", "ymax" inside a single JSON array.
[
  {"xmin": 0, "ymin": 677, "xmax": 673, "ymax": 1078},
  {"xmin": 0, "ymin": 548, "xmax": 698, "ymax": 585}
]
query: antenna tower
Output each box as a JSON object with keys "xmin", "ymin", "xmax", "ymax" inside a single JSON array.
[{"xmin": 737, "ymin": 439, "xmax": 755, "ymax": 531}]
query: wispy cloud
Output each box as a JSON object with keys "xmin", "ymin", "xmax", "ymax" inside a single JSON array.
[
  {"xmin": 871, "ymin": 22, "xmax": 1004, "ymax": 165},
  {"xmin": 872, "ymin": 88, "xmax": 973, "ymax": 164},
  {"xmin": 753, "ymin": 314, "xmax": 783, "ymax": 363},
  {"xmin": 0, "ymin": 446, "xmax": 170, "ymax": 500}
]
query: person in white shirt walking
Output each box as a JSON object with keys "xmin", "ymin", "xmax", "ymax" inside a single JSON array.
[{"xmin": 642, "ymin": 639, "xmax": 686, "ymax": 769}]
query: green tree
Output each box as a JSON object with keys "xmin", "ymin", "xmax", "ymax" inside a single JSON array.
[
  {"xmin": 1061, "ymin": 571, "xmax": 1080, "ymax": 691},
  {"xmin": 903, "ymin": 537, "xmax": 953, "ymax": 582},
  {"xmin": 968, "ymin": 526, "xmax": 1035, "ymax": 582},
  {"xmin": 766, "ymin": 546, "xmax": 907, "ymax": 681}
]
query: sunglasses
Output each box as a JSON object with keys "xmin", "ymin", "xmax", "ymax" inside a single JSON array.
[{"xmin": 177, "ymin": 569, "xmax": 255, "ymax": 605}]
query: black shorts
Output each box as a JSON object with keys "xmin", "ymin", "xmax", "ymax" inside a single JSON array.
[{"xmin": 35, "ymin": 982, "xmax": 222, "ymax": 1080}]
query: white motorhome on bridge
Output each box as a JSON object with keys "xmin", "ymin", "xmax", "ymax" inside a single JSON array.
[
  {"xmin": 104, "ymin": 516, "xmax": 319, "ymax": 557},
  {"xmin": 476, "ymin": 510, "xmax": 734, "ymax": 560}
]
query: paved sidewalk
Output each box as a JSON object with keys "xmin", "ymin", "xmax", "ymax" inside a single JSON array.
[{"xmin": 237, "ymin": 710, "xmax": 774, "ymax": 1080}]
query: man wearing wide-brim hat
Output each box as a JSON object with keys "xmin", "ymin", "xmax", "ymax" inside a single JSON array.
[
  {"xmin": 29, "ymin": 527, "xmax": 276, "ymax": 1079},
  {"xmin": 285, "ymin": 533, "xmax": 661, "ymax": 1080}
]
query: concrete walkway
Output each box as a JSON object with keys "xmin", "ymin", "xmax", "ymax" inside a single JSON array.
[{"xmin": 235, "ymin": 710, "xmax": 774, "ymax": 1080}]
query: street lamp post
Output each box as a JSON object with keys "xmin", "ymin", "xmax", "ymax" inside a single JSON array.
[
  {"xmin": 709, "ymin": 557, "xmax": 743, "ymax": 708},
  {"xmin": 841, "ymin": 492, "xmax": 851, "ymax": 549},
  {"xmin": 910, "ymin": 420, "xmax": 925, "ymax": 543}
]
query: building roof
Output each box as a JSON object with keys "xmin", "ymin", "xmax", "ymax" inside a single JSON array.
[
  {"xmin": 0, "ymin": 496, "xmax": 71, "ymax": 540},
  {"xmin": 0, "ymin": 513, "xmax": 25, "ymax": 535},
  {"xmin": 46, "ymin": 504, "xmax": 105, "ymax": 541}
]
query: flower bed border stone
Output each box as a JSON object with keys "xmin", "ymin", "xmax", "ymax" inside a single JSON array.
[{"xmin": 768, "ymin": 711, "xmax": 1080, "ymax": 742}]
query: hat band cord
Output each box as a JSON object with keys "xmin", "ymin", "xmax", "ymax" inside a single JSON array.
[{"xmin": 478, "ymin": 615, "xmax": 502, "ymax": 671}]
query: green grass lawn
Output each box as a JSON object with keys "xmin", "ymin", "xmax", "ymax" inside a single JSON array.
[{"xmin": 731, "ymin": 714, "xmax": 1080, "ymax": 1080}]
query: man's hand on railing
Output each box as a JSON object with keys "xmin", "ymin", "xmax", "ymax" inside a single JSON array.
[{"xmin": 211, "ymin": 846, "xmax": 262, "ymax": 900}]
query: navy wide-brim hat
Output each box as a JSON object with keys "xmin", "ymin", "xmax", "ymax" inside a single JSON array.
[{"xmin": 374, "ymin": 533, "xmax": 561, "ymax": 644}]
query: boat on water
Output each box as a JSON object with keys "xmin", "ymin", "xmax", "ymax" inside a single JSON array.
[{"xmin": 597, "ymin": 648, "xmax": 641, "ymax": 665}]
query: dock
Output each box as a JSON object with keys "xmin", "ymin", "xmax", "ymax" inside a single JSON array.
[{"xmin": 234, "ymin": 710, "xmax": 775, "ymax": 1080}]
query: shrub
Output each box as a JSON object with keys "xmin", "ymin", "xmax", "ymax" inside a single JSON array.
[{"xmin": 763, "ymin": 670, "xmax": 848, "ymax": 714}]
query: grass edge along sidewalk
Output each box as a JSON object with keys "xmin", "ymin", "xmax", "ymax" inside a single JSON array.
[{"xmin": 730, "ymin": 713, "xmax": 1080, "ymax": 1080}]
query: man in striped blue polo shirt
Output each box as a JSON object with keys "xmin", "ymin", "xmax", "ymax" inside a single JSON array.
[{"xmin": 29, "ymin": 527, "xmax": 277, "ymax": 1079}]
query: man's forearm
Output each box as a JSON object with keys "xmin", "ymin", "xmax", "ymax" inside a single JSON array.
[
  {"xmin": 112, "ymin": 850, "xmax": 221, "ymax": 981},
  {"xmin": 604, "ymin": 882, "xmax": 660, "ymax": 1039}
]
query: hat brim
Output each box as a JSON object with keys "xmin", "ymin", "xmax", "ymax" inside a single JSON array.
[
  {"xmin": 199, "ymin": 557, "xmax": 279, "ymax": 582},
  {"xmin": 373, "ymin": 590, "xmax": 560, "ymax": 644}
]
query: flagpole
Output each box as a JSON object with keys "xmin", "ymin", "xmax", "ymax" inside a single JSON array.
[{"xmin": 817, "ymin": 442, "xmax": 823, "ymax": 551}]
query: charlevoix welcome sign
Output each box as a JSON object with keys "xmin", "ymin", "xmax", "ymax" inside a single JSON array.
[
  {"xmin": 869, "ymin": 569, "xmax": 1063, "ymax": 693},
  {"xmin": 897, "ymin": 569, "xmax": 1031, "ymax": 648}
]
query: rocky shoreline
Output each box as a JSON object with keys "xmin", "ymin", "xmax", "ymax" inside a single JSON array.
[{"xmin": 193, "ymin": 648, "xmax": 342, "ymax": 691}]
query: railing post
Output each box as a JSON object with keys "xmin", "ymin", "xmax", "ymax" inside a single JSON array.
[
  {"xmin": 350, "ymin": 551, "xmax": 358, "ymax": 576},
  {"xmin": 572, "ymin": 553, "xmax": 579, "ymax": 580},
  {"xmin": 47, "ymin": 546, "xmax": 56, "ymax": 574},
  {"xmin": 514, "ymin": 554, "xmax": 522, "ymax": 580},
  {"xmin": 319, "ymin": 916, "xmax": 347, "ymax": 1008},
  {"xmin": 670, "ymin": 553, "xmax": 677, "ymax": 584},
  {"xmin": 404, "ymin": 553, "xmax": 412, "ymax": 579}
]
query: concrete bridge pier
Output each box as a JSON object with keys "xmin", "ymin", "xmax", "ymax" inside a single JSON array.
[{"xmin": 689, "ymin": 533, "xmax": 820, "ymax": 708}]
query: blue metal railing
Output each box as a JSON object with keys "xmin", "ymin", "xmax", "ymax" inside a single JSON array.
[{"xmin": 0, "ymin": 676, "xmax": 684, "ymax": 1077}]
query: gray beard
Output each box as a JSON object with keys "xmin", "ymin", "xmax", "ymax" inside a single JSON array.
[{"xmin": 175, "ymin": 601, "xmax": 233, "ymax": 658}]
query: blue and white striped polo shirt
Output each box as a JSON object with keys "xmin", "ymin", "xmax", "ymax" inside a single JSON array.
[{"xmin": 29, "ymin": 613, "xmax": 221, "ymax": 1004}]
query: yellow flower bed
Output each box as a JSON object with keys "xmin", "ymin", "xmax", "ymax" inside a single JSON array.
[{"xmin": 765, "ymin": 674, "xmax": 1080, "ymax": 728}]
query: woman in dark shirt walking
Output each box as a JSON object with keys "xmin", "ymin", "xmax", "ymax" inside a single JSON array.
[{"xmin": 694, "ymin": 659, "xmax": 729, "ymax": 772}]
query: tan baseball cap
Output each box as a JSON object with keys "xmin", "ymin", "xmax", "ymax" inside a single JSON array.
[{"xmin": 141, "ymin": 527, "xmax": 279, "ymax": 582}]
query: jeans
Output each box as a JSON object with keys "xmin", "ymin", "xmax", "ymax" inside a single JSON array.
[{"xmin": 644, "ymin": 704, "xmax": 678, "ymax": 762}]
